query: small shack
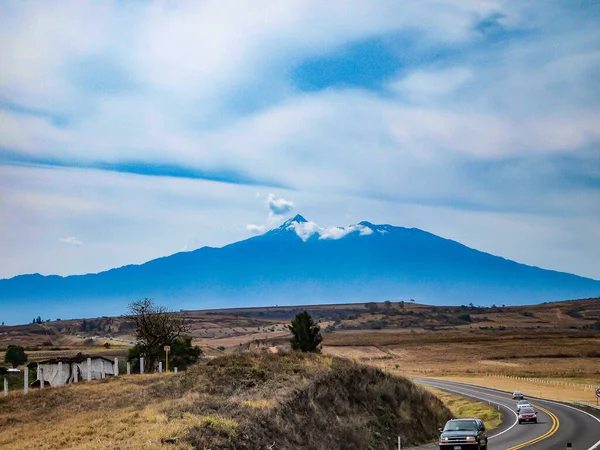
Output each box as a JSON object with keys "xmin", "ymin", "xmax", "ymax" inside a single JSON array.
[{"xmin": 30, "ymin": 355, "xmax": 116, "ymax": 387}]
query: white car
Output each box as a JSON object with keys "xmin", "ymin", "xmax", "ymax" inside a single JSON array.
[{"xmin": 516, "ymin": 399, "xmax": 531, "ymax": 411}]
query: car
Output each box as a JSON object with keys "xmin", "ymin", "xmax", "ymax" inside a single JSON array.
[
  {"xmin": 516, "ymin": 399, "xmax": 531, "ymax": 411},
  {"xmin": 518, "ymin": 406, "xmax": 538, "ymax": 424},
  {"xmin": 439, "ymin": 418, "xmax": 488, "ymax": 450},
  {"xmin": 512, "ymin": 391, "xmax": 524, "ymax": 400}
]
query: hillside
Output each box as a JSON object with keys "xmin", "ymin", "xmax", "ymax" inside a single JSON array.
[
  {"xmin": 0, "ymin": 353, "xmax": 451, "ymax": 449},
  {"xmin": 1, "ymin": 215, "xmax": 599, "ymax": 324}
]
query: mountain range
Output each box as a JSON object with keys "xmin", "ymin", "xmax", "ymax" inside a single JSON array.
[{"xmin": 1, "ymin": 215, "xmax": 599, "ymax": 325}]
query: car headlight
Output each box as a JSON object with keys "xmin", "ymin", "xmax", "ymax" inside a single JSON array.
[
  {"xmin": 465, "ymin": 436, "xmax": 475, "ymax": 441},
  {"xmin": 442, "ymin": 437, "xmax": 449, "ymax": 441}
]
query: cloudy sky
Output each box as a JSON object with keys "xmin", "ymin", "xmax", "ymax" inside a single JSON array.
[{"xmin": 1, "ymin": 0, "xmax": 599, "ymax": 280}]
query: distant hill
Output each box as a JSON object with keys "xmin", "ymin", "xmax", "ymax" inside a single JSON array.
[{"xmin": 1, "ymin": 215, "xmax": 599, "ymax": 324}]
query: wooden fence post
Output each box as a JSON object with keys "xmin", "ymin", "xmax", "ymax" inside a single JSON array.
[
  {"xmin": 114, "ymin": 358, "xmax": 119, "ymax": 376},
  {"xmin": 174, "ymin": 367, "xmax": 178, "ymax": 374},
  {"xmin": 3, "ymin": 377, "xmax": 7, "ymax": 397},
  {"xmin": 24, "ymin": 368, "xmax": 28, "ymax": 395},
  {"xmin": 39, "ymin": 366, "xmax": 44, "ymax": 390},
  {"xmin": 87, "ymin": 358, "xmax": 92, "ymax": 381},
  {"xmin": 58, "ymin": 362, "xmax": 63, "ymax": 387},
  {"xmin": 159, "ymin": 362, "xmax": 162, "ymax": 373},
  {"xmin": 127, "ymin": 361, "xmax": 131, "ymax": 375},
  {"xmin": 100, "ymin": 360, "xmax": 105, "ymax": 379},
  {"xmin": 74, "ymin": 364, "xmax": 78, "ymax": 383},
  {"xmin": 140, "ymin": 357, "xmax": 144, "ymax": 374}
]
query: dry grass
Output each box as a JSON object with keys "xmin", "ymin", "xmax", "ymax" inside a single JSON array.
[
  {"xmin": 433, "ymin": 376, "xmax": 600, "ymax": 404},
  {"xmin": 423, "ymin": 387, "xmax": 502, "ymax": 431},
  {"xmin": 323, "ymin": 330, "xmax": 600, "ymax": 380},
  {"xmin": 0, "ymin": 353, "xmax": 452, "ymax": 450}
]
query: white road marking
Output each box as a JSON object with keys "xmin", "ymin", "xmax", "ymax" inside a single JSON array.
[
  {"xmin": 420, "ymin": 378, "xmax": 600, "ymax": 450},
  {"xmin": 416, "ymin": 380, "xmax": 519, "ymax": 439}
]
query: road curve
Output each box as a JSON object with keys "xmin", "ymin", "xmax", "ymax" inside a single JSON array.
[{"xmin": 413, "ymin": 377, "xmax": 600, "ymax": 450}]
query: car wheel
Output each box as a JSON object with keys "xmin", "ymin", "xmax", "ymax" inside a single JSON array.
[
  {"xmin": 534, "ymin": 419, "xmax": 537, "ymax": 424},
  {"xmin": 518, "ymin": 420, "xmax": 522, "ymax": 424}
]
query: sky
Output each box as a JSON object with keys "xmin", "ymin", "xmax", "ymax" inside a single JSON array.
[{"xmin": 0, "ymin": 0, "xmax": 599, "ymax": 280}]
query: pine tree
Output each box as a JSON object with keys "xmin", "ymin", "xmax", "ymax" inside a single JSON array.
[{"xmin": 289, "ymin": 311, "xmax": 322, "ymax": 353}]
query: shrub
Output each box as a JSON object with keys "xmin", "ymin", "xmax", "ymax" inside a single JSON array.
[
  {"xmin": 289, "ymin": 311, "xmax": 322, "ymax": 352},
  {"xmin": 4, "ymin": 345, "xmax": 28, "ymax": 368}
]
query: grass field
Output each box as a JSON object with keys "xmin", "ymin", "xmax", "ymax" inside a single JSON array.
[
  {"xmin": 0, "ymin": 353, "xmax": 452, "ymax": 450},
  {"xmin": 424, "ymin": 387, "xmax": 502, "ymax": 431}
]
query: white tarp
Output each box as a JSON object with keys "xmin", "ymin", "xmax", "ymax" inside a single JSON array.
[{"xmin": 36, "ymin": 358, "xmax": 115, "ymax": 387}]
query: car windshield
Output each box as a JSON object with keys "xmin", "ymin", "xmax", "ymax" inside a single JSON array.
[
  {"xmin": 520, "ymin": 407, "xmax": 535, "ymax": 414},
  {"xmin": 443, "ymin": 420, "xmax": 477, "ymax": 432},
  {"xmin": 518, "ymin": 400, "xmax": 529, "ymax": 404}
]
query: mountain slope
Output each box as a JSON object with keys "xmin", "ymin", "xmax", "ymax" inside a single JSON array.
[{"xmin": 1, "ymin": 215, "xmax": 599, "ymax": 324}]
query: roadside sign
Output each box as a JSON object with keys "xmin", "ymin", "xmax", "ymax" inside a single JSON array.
[
  {"xmin": 164, "ymin": 345, "xmax": 171, "ymax": 373},
  {"xmin": 596, "ymin": 388, "xmax": 600, "ymax": 398}
]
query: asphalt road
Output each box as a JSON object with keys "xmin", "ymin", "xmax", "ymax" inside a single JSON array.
[{"xmin": 413, "ymin": 377, "xmax": 600, "ymax": 450}]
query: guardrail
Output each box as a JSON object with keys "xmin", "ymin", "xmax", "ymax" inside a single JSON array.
[
  {"xmin": 486, "ymin": 373, "xmax": 598, "ymax": 390},
  {"xmin": 573, "ymin": 401, "xmax": 600, "ymax": 411}
]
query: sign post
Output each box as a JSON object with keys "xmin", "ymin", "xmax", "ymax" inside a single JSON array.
[
  {"xmin": 595, "ymin": 387, "xmax": 600, "ymax": 406},
  {"xmin": 164, "ymin": 345, "xmax": 171, "ymax": 372}
]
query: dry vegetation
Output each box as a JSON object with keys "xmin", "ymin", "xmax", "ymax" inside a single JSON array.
[
  {"xmin": 423, "ymin": 387, "xmax": 502, "ymax": 431},
  {"xmin": 1, "ymin": 297, "xmax": 599, "ymax": 435},
  {"xmin": 0, "ymin": 352, "xmax": 452, "ymax": 450}
]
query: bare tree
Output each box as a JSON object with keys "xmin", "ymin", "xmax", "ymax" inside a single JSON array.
[{"xmin": 126, "ymin": 298, "xmax": 190, "ymax": 371}]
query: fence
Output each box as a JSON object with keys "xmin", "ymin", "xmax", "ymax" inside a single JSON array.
[
  {"xmin": 2, "ymin": 357, "xmax": 179, "ymax": 398},
  {"xmin": 573, "ymin": 400, "xmax": 600, "ymax": 411},
  {"xmin": 485, "ymin": 373, "xmax": 599, "ymax": 390}
]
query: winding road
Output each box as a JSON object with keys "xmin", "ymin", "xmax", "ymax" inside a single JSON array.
[{"xmin": 413, "ymin": 378, "xmax": 600, "ymax": 450}]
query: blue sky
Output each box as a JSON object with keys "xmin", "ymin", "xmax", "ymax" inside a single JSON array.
[{"xmin": 0, "ymin": 0, "xmax": 599, "ymax": 280}]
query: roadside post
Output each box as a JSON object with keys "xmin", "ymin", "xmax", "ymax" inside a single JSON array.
[
  {"xmin": 127, "ymin": 361, "xmax": 131, "ymax": 375},
  {"xmin": 58, "ymin": 362, "xmax": 63, "ymax": 387},
  {"xmin": 140, "ymin": 357, "xmax": 144, "ymax": 374},
  {"xmin": 114, "ymin": 357, "xmax": 119, "ymax": 376},
  {"xmin": 87, "ymin": 358, "xmax": 92, "ymax": 381},
  {"xmin": 3, "ymin": 377, "xmax": 7, "ymax": 397},
  {"xmin": 164, "ymin": 345, "xmax": 170, "ymax": 372},
  {"xmin": 596, "ymin": 387, "xmax": 600, "ymax": 406},
  {"xmin": 24, "ymin": 368, "xmax": 28, "ymax": 395}
]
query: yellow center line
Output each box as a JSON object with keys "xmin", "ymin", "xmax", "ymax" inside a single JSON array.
[
  {"xmin": 506, "ymin": 405, "xmax": 559, "ymax": 450},
  {"xmin": 424, "ymin": 382, "xmax": 560, "ymax": 450}
]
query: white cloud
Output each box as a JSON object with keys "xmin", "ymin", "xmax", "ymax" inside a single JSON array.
[
  {"xmin": 0, "ymin": 0, "xmax": 599, "ymax": 281},
  {"xmin": 246, "ymin": 224, "xmax": 266, "ymax": 234},
  {"xmin": 266, "ymin": 193, "xmax": 294, "ymax": 222},
  {"xmin": 288, "ymin": 220, "xmax": 374, "ymax": 242},
  {"xmin": 59, "ymin": 236, "xmax": 82, "ymax": 246},
  {"xmin": 389, "ymin": 68, "xmax": 473, "ymax": 103}
]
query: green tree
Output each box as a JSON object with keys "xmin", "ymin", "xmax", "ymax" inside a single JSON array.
[
  {"xmin": 289, "ymin": 311, "xmax": 322, "ymax": 353},
  {"xmin": 168, "ymin": 337, "xmax": 202, "ymax": 370},
  {"xmin": 4, "ymin": 345, "xmax": 28, "ymax": 368}
]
